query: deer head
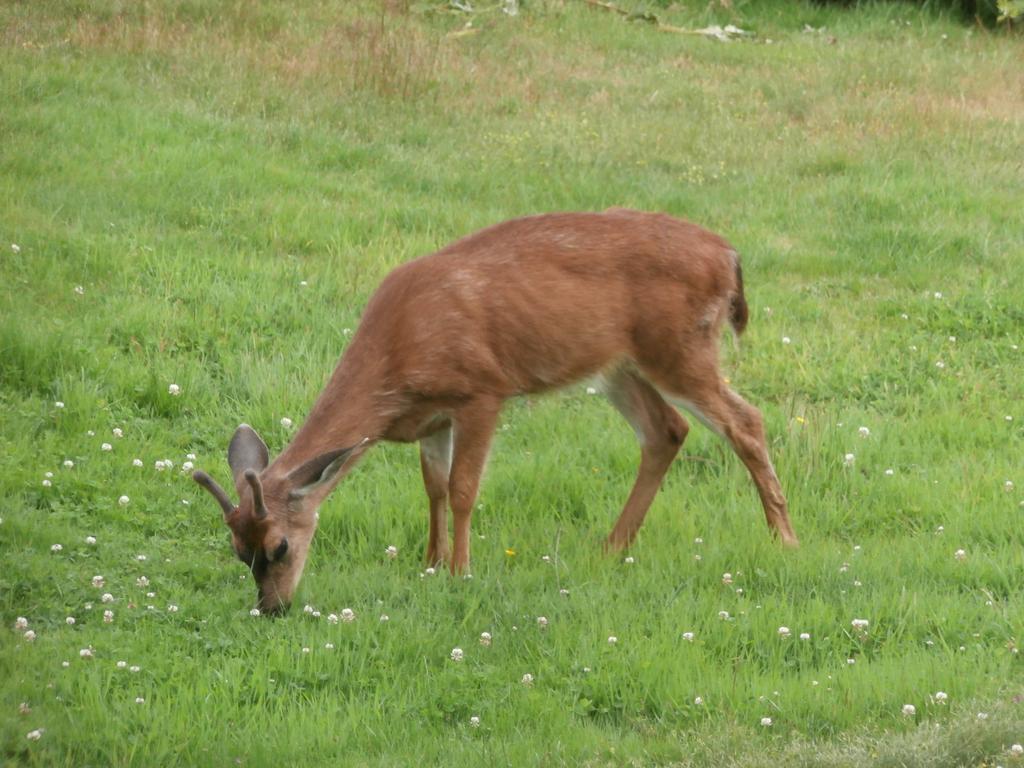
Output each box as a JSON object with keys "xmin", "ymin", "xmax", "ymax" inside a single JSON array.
[{"xmin": 193, "ymin": 424, "xmax": 364, "ymax": 615}]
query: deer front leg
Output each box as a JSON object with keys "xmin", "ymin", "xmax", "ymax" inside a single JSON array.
[
  {"xmin": 448, "ymin": 398, "xmax": 502, "ymax": 575},
  {"xmin": 420, "ymin": 425, "xmax": 453, "ymax": 567}
]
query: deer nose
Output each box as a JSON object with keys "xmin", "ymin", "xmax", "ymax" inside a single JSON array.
[{"xmin": 256, "ymin": 591, "xmax": 290, "ymax": 617}]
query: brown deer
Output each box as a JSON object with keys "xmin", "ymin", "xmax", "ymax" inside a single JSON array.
[{"xmin": 193, "ymin": 209, "xmax": 797, "ymax": 614}]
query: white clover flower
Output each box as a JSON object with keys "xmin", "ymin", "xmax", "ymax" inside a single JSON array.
[
  {"xmin": 280, "ymin": 417, "xmax": 293, "ymax": 428},
  {"xmin": 884, "ymin": 468, "xmax": 894, "ymax": 476},
  {"xmin": 976, "ymin": 712, "xmax": 988, "ymax": 720},
  {"xmin": 79, "ymin": 647, "xmax": 94, "ymax": 659},
  {"xmin": 935, "ymin": 525, "xmax": 944, "ymax": 534},
  {"xmin": 954, "ymin": 549, "xmax": 967, "ymax": 561},
  {"xmin": 168, "ymin": 384, "xmax": 181, "ymax": 396},
  {"xmin": 623, "ymin": 556, "xmax": 635, "ymax": 564},
  {"xmin": 24, "ymin": 630, "xmax": 36, "ymax": 642},
  {"xmin": 167, "ymin": 604, "xmax": 178, "ymax": 613},
  {"xmin": 129, "ymin": 665, "xmax": 140, "ymax": 673},
  {"xmin": 135, "ymin": 554, "xmax": 146, "ymax": 561},
  {"xmin": 112, "ymin": 427, "xmax": 123, "ymax": 438},
  {"xmin": 132, "ymin": 458, "xmax": 143, "ymax": 468},
  {"xmin": 303, "ymin": 604, "xmax": 315, "ymax": 614},
  {"xmin": 117, "ymin": 661, "xmax": 127, "ymax": 669},
  {"xmin": 858, "ymin": 426, "xmax": 870, "ymax": 438},
  {"xmin": 45, "ymin": 471, "xmax": 54, "ymax": 478},
  {"xmin": 324, "ymin": 642, "xmax": 334, "ymax": 650},
  {"xmin": 250, "ymin": 608, "xmax": 261, "ymax": 617},
  {"xmin": 480, "ymin": 632, "xmax": 492, "ymax": 646},
  {"xmin": 55, "ymin": 401, "xmax": 64, "ymax": 408},
  {"xmin": 760, "ymin": 717, "xmax": 772, "ymax": 727},
  {"xmin": 118, "ymin": 495, "xmax": 130, "ymax": 506},
  {"xmin": 135, "ymin": 697, "xmax": 145, "ymax": 704},
  {"xmin": 585, "ymin": 386, "xmax": 597, "ymax": 395},
  {"xmin": 101, "ymin": 443, "xmax": 113, "ymax": 452},
  {"xmin": 74, "ymin": 285, "xmax": 84, "ymax": 295},
  {"xmin": 136, "ymin": 576, "xmax": 149, "ymax": 587},
  {"xmin": 101, "ymin": 593, "xmax": 114, "ymax": 603},
  {"xmin": 847, "ymin": 658, "xmax": 856, "ymax": 665},
  {"xmin": 50, "ymin": 543, "xmax": 63, "ymax": 552},
  {"xmin": 341, "ymin": 608, "xmax": 355, "ymax": 622},
  {"xmin": 311, "ymin": 611, "xmax": 321, "ymax": 619},
  {"xmin": 607, "ymin": 635, "xmax": 618, "ymax": 645},
  {"xmin": 450, "ymin": 647, "xmax": 464, "ymax": 662},
  {"xmin": 63, "ymin": 460, "xmax": 74, "ymax": 469},
  {"xmin": 682, "ymin": 632, "xmax": 694, "ymax": 642},
  {"xmin": 84, "ymin": 603, "xmax": 93, "ymax": 610},
  {"xmin": 778, "ymin": 626, "xmax": 791, "ymax": 639},
  {"xmin": 85, "ymin": 536, "xmax": 97, "ymax": 545},
  {"xmin": 103, "ymin": 610, "xmax": 114, "ymax": 623},
  {"xmin": 15, "ymin": 617, "xmax": 28, "ymax": 630},
  {"xmin": 936, "ymin": 360, "xmax": 946, "ymax": 369},
  {"xmin": 934, "ymin": 691, "xmax": 948, "ymax": 703},
  {"xmin": 379, "ymin": 614, "xmax": 389, "ymax": 622},
  {"xmin": 694, "ymin": 696, "xmax": 704, "ymax": 706},
  {"xmin": 851, "ymin": 618, "xmax": 869, "ymax": 631},
  {"xmin": 301, "ymin": 647, "xmax": 311, "ymax": 654},
  {"xmin": 537, "ymin": 616, "xmax": 548, "ymax": 629},
  {"xmin": 933, "ymin": 291, "xmax": 943, "ymax": 299},
  {"xmin": 843, "ymin": 453, "xmax": 855, "ymax": 467},
  {"xmin": 469, "ymin": 715, "xmax": 480, "ymax": 727},
  {"xmin": 11, "ymin": 243, "xmax": 20, "ymax": 253},
  {"xmin": 559, "ymin": 588, "xmax": 570, "ymax": 596},
  {"xmin": 1005, "ymin": 480, "xmax": 1015, "ymax": 492},
  {"xmin": 782, "ymin": 336, "xmax": 791, "ymax": 345},
  {"xmin": 718, "ymin": 611, "xmax": 730, "ymax": 620},
  {"xmin": 26, "ymin": 729, "xmax": 43, "ymax": 741},
  {"xmin": 424, "ymin": 567, "xmax": 436, "ymax": 576},
  {"xmin": 721, "ymin": 572, "xmax": 733, "ymax": 585},
  {"xmin": 521, "ymin": 673, "xmax": 534, "ymax": 685},
  {"xmin": 327, "ymin": 613, "xmax": 339, "ymax": 624},
  {"xmin": 154, "ymin": 460, "xmax": 167, "ymax": 471},
  {"xmin": 182, "ymin": 461, "xmax": 194, "ymax": 472},
  {"xmin": 799, "ymin": 632, "xmax": 811, "ymax": 641},
  {"xmin": 385, "ymin": 545, "xmax": 398, "ymax": 559},
  {"xmin": 66, "ymin": 616, "xmax": 76, "ymax": 625},
  {"xmin": 1011, "ymin": 743, "xmax": 1023, "ymax": 755},
  {"xmin": 693, "ymin": 554, "xmax": 702, "ymax": 561},
  {"xmin": 902, "ymin": 704, "xmax": 916, "ymax": 717}
]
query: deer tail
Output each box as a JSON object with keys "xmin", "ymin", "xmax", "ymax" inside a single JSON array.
[{"xmin": 729, "ymin": 255, "xmax": 749, "ymax": 336}]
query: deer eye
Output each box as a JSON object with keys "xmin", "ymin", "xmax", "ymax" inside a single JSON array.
[{"xmin": 271, "ymin": 538, "xmax": 289, "ymax": 562}]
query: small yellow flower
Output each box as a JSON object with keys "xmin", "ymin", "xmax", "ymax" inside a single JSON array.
[
  {"xmin": 505, "ymin": 548, "xmax": 516, "ymax": 558},
  {"xmin": 795, "ymin": 416, "xmax": 806, "ymax": 425}
]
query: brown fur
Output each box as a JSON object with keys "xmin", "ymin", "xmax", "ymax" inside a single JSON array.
[{"xmin": 194, "ymin": 209, "xmax": 797, "ymax": 613}]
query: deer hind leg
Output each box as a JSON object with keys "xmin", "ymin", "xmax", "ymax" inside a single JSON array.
[
  {"xmin": 604, "ymin": 369, "xmax": 690, "ymax": 552},
  {"xmin": 448, "ymin": 397, "xmax": 502, "ymax": 575},
  {"xmin": 420, "ymin": 425, "xmax": 452, "ymax": 567},
  {"xmin": 657, "ymin": 370, "xmax": 798, "ymax": 547}
]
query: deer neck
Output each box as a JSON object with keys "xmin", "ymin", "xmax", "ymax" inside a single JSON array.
[{"xmin": 270, "ymin": 348, "xmax": 393, "ymax": 478}]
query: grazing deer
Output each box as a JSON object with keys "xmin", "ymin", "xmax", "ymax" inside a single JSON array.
[{"xmin": 193, "ymin": 209, "xmax": 797, "ymax": 614}]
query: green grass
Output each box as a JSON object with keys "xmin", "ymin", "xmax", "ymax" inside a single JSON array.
[{"xmin": 2, "ymin": 1, "xmax": 1023, "ymax": 765}]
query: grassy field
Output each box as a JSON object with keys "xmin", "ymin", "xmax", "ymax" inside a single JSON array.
[{"xmin": 2, "ymin": 0, "xmax": 1024, "ymax": 764}]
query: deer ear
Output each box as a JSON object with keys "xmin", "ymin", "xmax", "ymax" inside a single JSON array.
[
  {"xmin": 228, "ymin": 424, "xmax": 269, "ymax": 483},
  {"xmin": 287, "ymin": 439, "xmax": 368, "ymax": 499}
]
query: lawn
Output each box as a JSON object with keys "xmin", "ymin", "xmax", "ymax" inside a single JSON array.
[{"xmin": 2, "ymin": 1, "xmax": 1023, "ymax": 765}]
